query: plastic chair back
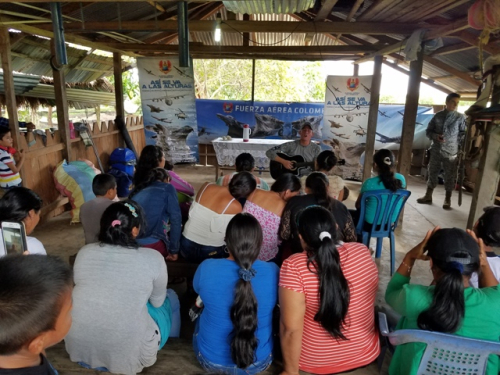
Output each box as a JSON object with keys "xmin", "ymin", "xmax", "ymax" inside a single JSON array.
[
  {"xmin": 378, "ymin": 312, "xmax": 500, "ymax": 375},
  {"xmin": 355, "ymin": 189, "xmax": 410, "ymax": 237}
]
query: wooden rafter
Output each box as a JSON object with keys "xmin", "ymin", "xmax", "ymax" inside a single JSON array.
[
  {"xmin": 423, "ymin": 55, "xmax": 479, "ymax": 86},
  {"xmin": 33, "ymin": 20, "xmax": 439, "ymax": 35},
  {"xmin": 354, "ymin": 17, "xmax": 469, "ymax": 64},
  {"xmin": 314, "ymin": 0, "xmax": 339, "ymax": 21},
  {"xmin": 457, "ymin": 30, "xmax": 500, "ymax": 56},
  {"xmin": 431, "ymin": 42, "xmax": 475, "ymax": 56}
]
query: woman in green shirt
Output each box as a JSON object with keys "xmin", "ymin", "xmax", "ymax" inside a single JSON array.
[{"xmin": 385, "ymin": 227, "xmax": 500, "ymax": 375}]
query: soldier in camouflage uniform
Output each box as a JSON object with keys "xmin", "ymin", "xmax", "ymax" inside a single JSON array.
[{"xmin": 417, "ymin": 93, "xmax": 466, "ymax": 209}]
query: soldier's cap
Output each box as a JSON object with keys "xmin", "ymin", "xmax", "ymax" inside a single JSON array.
[
  {"xmin": 300, "ymin": 122, "xmax": 313, "ymax": 131},
  {"xmin": 425, "ymin": 228, "xmax": 479, "ymax": 265}
]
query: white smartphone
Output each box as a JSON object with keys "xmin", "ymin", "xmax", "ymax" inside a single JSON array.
[{"xmin": 1, "ymin": 221, "xmax": 28, "ymax": 255}]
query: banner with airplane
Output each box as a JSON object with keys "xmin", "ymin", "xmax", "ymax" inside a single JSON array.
[
  {"xmin": 137, "ymin": 57, "xmax": 199, "ymax": 164},
  {"xmin": 324, "ymin": 75, "xmax": 434, "ymax": 180}
]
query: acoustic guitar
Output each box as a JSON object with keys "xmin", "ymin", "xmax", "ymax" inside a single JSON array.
[{"xmin": 270, "ymin": 152, "xmax": 345, "ymax": 180}]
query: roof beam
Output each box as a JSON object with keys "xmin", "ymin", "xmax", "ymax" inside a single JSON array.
[
  {"xmin": 431, "ymin": 42, "xmax": 475, "ymax": 56},
  {"xmin": 36, "ymin": 20, "xmax": 439, "ymax": 35},
  {"xmin": 0, "ymin": 16, "xmax": 135, "ymax": 55},
  {"xmin": 456, "ymin": 30, "xmax": 500, "ymax": 56},
  {"xmin": 422, "ymin": 55, "xmax": 479, "ymax": 87},
  {"xmin": 314, "ymin": 0, "xmax": 339, "ymax": 21},
  {"xmin": 354, "ymin": 16, "xmax": 469, "ymax": 64},
  {"xmin": 104, "ymin": 44, "xmax": 377, "ymax": 54}
]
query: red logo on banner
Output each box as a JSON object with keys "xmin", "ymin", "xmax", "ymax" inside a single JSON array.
[
  {"xmin": 223, "ymin": 102, "xmax": 233, "ymax": 113},
  {"xmin": 158, "ymin": 60, "xmax": 172, "ymax": 74},
  {"xmin": 346, "ymin": 77, "xmax": 359, "ymax": 92}
]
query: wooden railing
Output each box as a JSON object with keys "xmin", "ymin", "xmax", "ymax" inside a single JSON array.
[{"xmin": 20, "ymin": 115, "xmax": 145, "ymax": 219}]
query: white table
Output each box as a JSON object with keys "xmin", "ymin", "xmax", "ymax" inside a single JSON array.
[{"xmin": 211, "ymin": 138, "xmax": 291, "ymax": 178}]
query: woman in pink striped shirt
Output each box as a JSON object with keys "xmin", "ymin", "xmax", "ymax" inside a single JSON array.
[{"xmin": 279, "ymin": 206, "xmax": 379, "ymax": 375}]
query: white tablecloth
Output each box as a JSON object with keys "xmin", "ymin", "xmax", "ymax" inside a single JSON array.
[{"xmin": 212, "ymin": 138, "xmax": 291, "ymax": 169}]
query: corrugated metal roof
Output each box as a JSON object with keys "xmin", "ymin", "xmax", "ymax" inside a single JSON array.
[
  {"xmin": 0, "ymin": 72, "xmax": 41, "ymax": 95},
  {"xmin": 223, "ymin": 0, "xmax": 315, "ymax": 15}
]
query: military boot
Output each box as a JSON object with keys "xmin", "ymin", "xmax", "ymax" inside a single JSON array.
[
  {"xmin": 417, "ymin": 188, "xmax": 433, "ymax": 204},
  {"xmin": 443, "ymin": 191, "xmax": 452, "ymax": 210}
]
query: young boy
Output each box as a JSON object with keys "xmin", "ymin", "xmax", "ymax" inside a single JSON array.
[
  {"xmin": 0, "ymin": 254, "xmax": 73, "ymax": 374},
  {"xmin": 80, "ymin": 174, "xmax": 117, "ymax": 244},
  {"xmin": 0, "ymin": 127, "xmax": 24, "ymax": 191}
]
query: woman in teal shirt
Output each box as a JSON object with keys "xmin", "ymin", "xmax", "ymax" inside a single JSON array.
[
  {"xmin": 385, "ymin": 227, "xmax": 500, "ymax": 375},
  {"xmin": 354, "ymin": 149, "xmax": 406, "ymax": 225}
]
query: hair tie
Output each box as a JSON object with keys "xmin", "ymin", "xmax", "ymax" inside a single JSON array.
[
  {"xmin": 450, "ymin": 261, "xmax": 464, "ymax": 274},
  {"xmin": 383, "ymin": 157, "xmax": 392, "ymax": 166},
  {"xmin": 124, "ymin": 203, "xmax": 138, "ymax": 217},
  {"xmin": 111, "ymin": 220, "xmax": 121, "ymax": 227},
  {"xmin": 319, "ymin": 231, "xmax": 331, "ymax": 241},
  {"xmin": 238, "ymin": 268, "xmax": 257, "ymax": 282}
]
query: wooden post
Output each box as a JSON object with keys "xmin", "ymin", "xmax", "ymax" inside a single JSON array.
[
  {"xmin": 397, "ymin": 48, "xmax": 424, "ymax": 178},
  {"xmin": 353, "ymin": 63, "xmax": 359, "ymax": 77},
  {"xmin": 51, "ymin": 38, "xmax": 72, "ymax": 161},
  {"xmin": 113, "ymin": 52, "xmax": 125, "ymax": 120},
  {"xmin": 467, "ymin": 121, "xmax": 500, "ymax": 229},
  {"xmin": 251, "ymin": 59, "xmax": 256, "ymax": 102},
  {"xmin": 362, "ymin": 55, "xmax": 382, "ymax": 181},
  {"xmin": 0, "ymin": 28, "xmax": 21, "ymax": 150}
]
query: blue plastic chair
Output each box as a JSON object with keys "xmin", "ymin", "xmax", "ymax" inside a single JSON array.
[
  {"xmin": 355, "ymin": 189, "xmax": 411, "ymax": 275},
  {"xmin": 378, "ymin": 312, "xmax": 500, "ymax": 375}
]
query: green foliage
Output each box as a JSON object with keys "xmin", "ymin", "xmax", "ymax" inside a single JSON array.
[
  {"xmin": 108, "ymin": 69, "xmax": 139, "ymax": 100},
  {"xmin": 193, "ymin": 59, "xmax": 326, "ymax": 102}
]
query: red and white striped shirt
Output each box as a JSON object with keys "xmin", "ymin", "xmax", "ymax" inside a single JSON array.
[{"xmin": 279, "ymin": 242, "xmax": 380, "ymax": 374}]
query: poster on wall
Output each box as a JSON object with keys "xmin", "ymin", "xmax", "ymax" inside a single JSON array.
[
  {"xmin": 324, "ymin": 76, "xmax": 433, "ymax": 180},
  {"xmin": 137, "ymin": 57, "xmax": 199, "ymax": 164},
  {"xmin": 195, "ymin": 100, "xmax": 325, "ymax": 144}
]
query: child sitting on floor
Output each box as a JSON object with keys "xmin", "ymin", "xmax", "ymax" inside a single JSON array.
[
  {"xmin": 79, "ymin": 174, "xmax": 117, "ymax": 244},
  {"xmin": 0, "ymin": 126, "xmax": 25, "ymax": 191},
  {"xmin": 0, "ymin": 254, "xmax": 73, "ymax": 374}
]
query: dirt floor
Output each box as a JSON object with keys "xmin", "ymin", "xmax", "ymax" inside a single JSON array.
[{"xmin": 38, "ymin": 164, "xmax": 472, "ymax": 374}]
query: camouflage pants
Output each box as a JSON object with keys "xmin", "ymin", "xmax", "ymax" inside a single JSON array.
[{"xmin": 427, "ymin": 150, "xmax": 457, "ymax": 192}]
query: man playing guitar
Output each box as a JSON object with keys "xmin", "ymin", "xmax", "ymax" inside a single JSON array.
[{"xmin": 266, "ymin": 122, "xmax": 321, "ymax": 177}]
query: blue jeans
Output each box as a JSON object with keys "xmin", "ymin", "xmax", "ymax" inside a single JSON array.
[
  {"xmin": 180, "ymin": 235, "xmax": 227, "ymax": 264},
  {"xmin": 193, "ymin": 323, "xmax": 273, "ymax": 375}
]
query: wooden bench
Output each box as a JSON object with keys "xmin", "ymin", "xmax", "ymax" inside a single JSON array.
[{"xmin": 166, "ymin": 256, "xmax": 199, "ymax": 279}]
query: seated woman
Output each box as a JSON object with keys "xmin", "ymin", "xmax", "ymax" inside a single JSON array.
[
  {"xmin": 65, "ymin": 200, "xmax": 180, "ymax": 374},
  {"xmin": 469, "ymin": 206, "xmax": 500, "ymax": 287},
  {"xmin": 135, "ymin": 145, "xmax": 195, "ymax": 220},
  {"xmin": 181, "ymin": 172, "xmax": 256, "ymax": 263},
  {"xmin": 385, "ymin": 228, "xmax": 500, "ymax": 375},
  {"xmin": 353, "ymin": 149, "xmax": 406, "ymax": 226},
  {"xmin": 0, "ymin": 187, "xmax": 45, "ymax": 256},
  {"xmin": 216, "ymin": 152, "xmax": 269, "ymax": 190},
  {"xmin": 193, "ymin": 213, "xmax": 279, "ymax": 374},
  {"xmin": 130, "ymin": 168, "xmax": 182, "ymax": 261},
  {"xmin": 301, "ymin": 150, "xmax": 346, "ymax": 201},
  {"xmin": 280, "ymin": 172, "xmax": 357, "ymax": 256},
  {"xmin": 280, "ymin": 206, "xmax": 380, "ymax": 374},
  {"xmin": 243, "ymin": 174, "xmax": 300, "ymax": 262}
]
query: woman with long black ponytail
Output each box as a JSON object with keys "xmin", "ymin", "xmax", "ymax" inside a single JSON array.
[
  {"xmin": 193, "ymin": 213, "xmax": 279, "ymax": 374},
  {"xmin": 386, "ymin": 227, "xmax": 500, "ymax": 375},
  {"xmin": 280, "ymin": 206, "xmax": 379, "ymax": 374}
]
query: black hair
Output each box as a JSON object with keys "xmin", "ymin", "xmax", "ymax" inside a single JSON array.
[
  {"xmin": 228, "ymin": 171, "xmax": 256, "ymax": 199},
  {"xmin": 305, "ymin": 172, "xmax": 333, "ymax": 210},
  {"xmin": 417, "ymin": 229, "xmax": 480, "ymax": 333},
  {"xmin": 134, "ymin": 145, "xmax": 164, "ymax": 186},
  {"xmin": 297, "ymin": 206, "xmax": 350, "ymax": 340},
  {"xmin": 0, "ymin": 187, "xmax": 42, "ymax": 223},
  {"xmin": 446, "ymin": 93, "xmax": 461, "ymax": 103},
  {"xmin": 271, "ymin": 173, "xmax": 301, "ymax": 194},
  {"xmin": 98, "ymin": 200, "xmax": 145, "ymax": 249},
  {"xmin": 0, "ymin": 254, "xmax": 73, "ymax": 355},
  {"xmin": 226, "ymin": 213, "xmax": 263, "ymax": 368},
  {"xmin": 235, "ymin": 153, "xmax": 255, "ymax": 172},
  {"xmin": 316, "ymin": 150, "xmax": 338, "ymax": 172},
  {"xmin": 129, "ymin": 168, "xmax": 170, "ymax": 198},
  {"xmin": 476, "ymin": 206, "xmax": 500, "ymax": 247},
  {"xmin": 0, "ymin": 126, "xmax": 11, "ymax": 140},
  {"xmin": 92, "ymin": 173, "xmax": 117, "ymax": 196},
  {"xmin": 373, "ymin": 149, "xmax": 402, "ymax": 192}
]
